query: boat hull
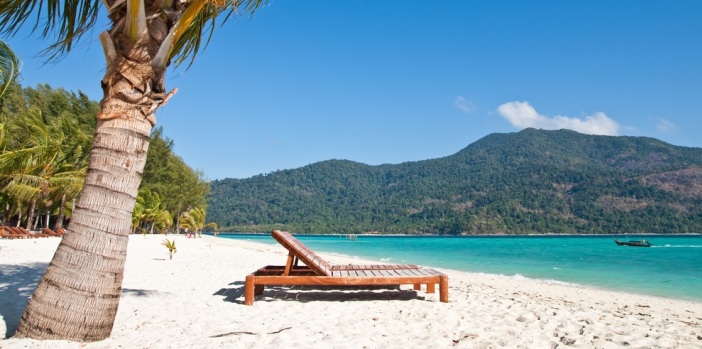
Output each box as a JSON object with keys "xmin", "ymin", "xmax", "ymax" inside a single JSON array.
[{"xmin": 612, "ymin": 237, "xmax": 651, "ymax": 247}]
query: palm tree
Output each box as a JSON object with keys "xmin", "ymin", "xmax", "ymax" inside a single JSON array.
[
  {"xmin": 0, "ymin": 39, "xmax": 20, "ymax": 99},
  {"xmin": 0, "ymin": 107, "xmax": 64, "ymax": 229},
  {"xmin": 153, "ymin": 209, "xmax": 173, "ymax": 234},
  {"xmin": 1, "ymin": 95, "xmax": 92, "ymax": 229},
  {"xmin": 179, "ymin": 206, "xmax": 216, "ymax": 237},
  {"xmin": 0, "ymin": 1, "xmax": 266, "ymax": 341},
  {"xmin": 133, "ymin": 188, "xmax": 171, "ymax": 234}
]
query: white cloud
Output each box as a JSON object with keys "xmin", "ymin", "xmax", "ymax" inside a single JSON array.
[
  {"xmin": 454, "ymin": 96, "xmax": 475, "ymax": 113},
  {"xmin": 656, "ymin": 118, "xmax": 677, "ymax": 134},
  {"xmin": 496, "ymin": 101, "xmax": 620, "ymax": 136}
]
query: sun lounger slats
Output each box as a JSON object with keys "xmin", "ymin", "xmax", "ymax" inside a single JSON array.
[
  {"xmin": 245, "ymin": 230, "xmax": 449, "ymax": 305},
  {"xmin": 272, "ymin": 230, "xmax": 333, "ymax": 276},
  {"xmin": 330, "ymin": 269, "xmax": 444, "ymax": 278},
  {"xmin": 331, "ymin": 264, "xmax": 419, "ymax": 271}
]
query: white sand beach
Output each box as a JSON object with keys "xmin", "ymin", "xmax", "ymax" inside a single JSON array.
[{"xmin": 1, "ymin": 234, "xmax": 701, "ymax": 348}]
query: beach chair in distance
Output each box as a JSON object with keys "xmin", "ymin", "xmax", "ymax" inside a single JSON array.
[
  {"xmin": 1, "ymin": 226, "xmax": 23, "ymax": 239},
  {"xmin": 17, "ymin": 226, "xmax": 53, "ymax": 238},
  {"xmin": 42, "ymin": 228, "xmax": 63, "ymax": 237},
  {"xmin": 5, "ymin": 226, "xmax": 36, "ymax": 238},
  {"xmin": 244, "ymin": 230, "xmax": 448, "ymax": 305}
]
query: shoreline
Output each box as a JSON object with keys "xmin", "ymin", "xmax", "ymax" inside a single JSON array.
[
  {"xmin": 2, "ymin": 235, "xmax": 701, "ymax": 348},
  {"xmin": 218, "ymin": 232, "xmax": 702, "ymax": 237},
  {"xmin": 219, "ymin": 233, "xmax": 702, "ymax": 303}
]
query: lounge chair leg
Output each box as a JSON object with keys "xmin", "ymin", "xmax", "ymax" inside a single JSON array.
[
  {"xmin": 254, "ymin": 285, "xmax": 264, "ymax": 295},
  {"xmin": 439, "ymin": 275, "xmax": 449, "ymax": 303},
  {"xmin": 284, "ymin": 252, "xmax": 295, "ymax": 275},
  {"xmin": 413, "ymin": 283, "xmax": 421, "ymax": 291},
  {"xmin": 244, "ymin": 274, "xmax": 255, "ymax": 306},
  {"xmin": 427, "ymin": 283, "xmax": 435, "ymax": 294}
]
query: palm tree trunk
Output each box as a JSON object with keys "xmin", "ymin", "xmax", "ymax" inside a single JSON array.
[
  {"xmin": 54, "ymin": 193, "xmax": 66, "ymax": 230},
  {"xmin": 32, "ymin": 213, "xmax": 39, "ymax": 230},
  {"xmin": 15, "ymin": 203, "xmax": 21, "ymax": 227},
  {"xmin": 14, "ymin": 30, "xmax": 162, "ymax": 339},
  {"xmin": 15, "ymin": 116, "xmax": 152, "ymax": 341},
  {"xmin": 25, "ymin": 198, "xmax": 35, "ymax": 230}
]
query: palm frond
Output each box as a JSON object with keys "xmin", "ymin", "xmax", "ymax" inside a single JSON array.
[
  {"xmin": 156, "ymin": 0, "xmax": 267, "ymax": 69},
  {"xmin": 0, "ymin": 0, "xmax": 101, "ymax": 61},
  {"xmin": 5, "ymin": 178, "xmax": 43, "ymax": 202},
  {"xmin": 0, "ymin": 39, "xmax": 21, "ymax": 98},
  {"xmin": 124, "ymin": 0, "xmax": 148, "ymax": 41}
]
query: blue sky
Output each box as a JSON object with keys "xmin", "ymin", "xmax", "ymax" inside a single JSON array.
[{"xmin": 5, "ymin": 1, "xmax": 702, "ymax": 179}]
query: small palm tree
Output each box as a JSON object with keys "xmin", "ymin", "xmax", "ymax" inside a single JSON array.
[{"xmin": 161, "ymin": 239, "xmax": 176, "ymax": 260}]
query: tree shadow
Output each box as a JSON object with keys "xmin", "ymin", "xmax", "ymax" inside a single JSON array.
[
  {"xmin": 213, "ymin": 281, "xmax": 425, "ymax": 305},
  {"xmin": 121, "ymin": 288, "xmax": 161, "ymax": 297},
  {"xmin": 0, "ymin": 263, "xmax": 163, "ymax": 339},
  {"xmin": 0, "ymin": 262, "xmax": 48, "ymax": 338}
]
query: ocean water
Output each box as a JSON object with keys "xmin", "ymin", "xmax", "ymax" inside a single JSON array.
[{"xmin": 220, "ymin": 234, "xmax": 702, "ymax": 302}]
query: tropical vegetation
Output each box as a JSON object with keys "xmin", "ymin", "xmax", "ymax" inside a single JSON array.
[
  {"xmin": 1, "ymin": 83, "xmax": 209, "ymax": 235},
  {"xmin": 208, "ymin": 128, "xmax": 702, "ymax": 235},
  {"xmin": 0, "ymin": 83, "xmax": 96, "ymax": 230}
]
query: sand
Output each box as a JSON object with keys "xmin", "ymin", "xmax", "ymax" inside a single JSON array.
[{"xmin": 1, "ymin": 234, "xmax": 701, "ymax": 348}]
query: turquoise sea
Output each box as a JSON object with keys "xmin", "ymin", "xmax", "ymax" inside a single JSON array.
[{"xmin": 220, "ymin": 234, "xmax": 702, "ymax": 302}]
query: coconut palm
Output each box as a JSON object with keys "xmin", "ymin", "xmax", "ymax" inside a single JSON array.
[
  {"xmin": 133, "ymin": 188, "xmax": 171, "ymax": 234},
  {"xmin": 153, "ymin": 209, "xmax": 173, "ymax": 234},
  {"xmin": 179, "ymin": 206, "xmax": 216, "ymax": 237},
  {"xmin": 0, "ymin": 39, "xmax": 20, "ymax": 99},
  {"xmin": 0, "ymin": 107, "xmax": 64, "ymax": 229},
  {"xmin": 49, "ymin": 167, "xmax": 86, "ymax": 229},
  {"xmin": 0, "ymin": 1, "xmax": 266, "ymax": 341},
  {"xmin": 1, "ymin": 93, "xmax": 92, "ymax": 229}
]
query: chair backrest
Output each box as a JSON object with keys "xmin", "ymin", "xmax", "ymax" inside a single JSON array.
[
  {"xmin": 42, "ymin": 228, "xmax": 59, "ymax": 236},
  {"xmin": 8, "ymin": 227, "xmax": 28, "ymax": 236},
  {"xmin": 271, "ymin": 230, "xmax": 332, "ymax": 276}
]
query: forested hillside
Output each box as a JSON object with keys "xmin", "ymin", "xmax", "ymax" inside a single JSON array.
[{"xmin": 208, "ymin": 128, "xmax": 702, "ymax": 235}]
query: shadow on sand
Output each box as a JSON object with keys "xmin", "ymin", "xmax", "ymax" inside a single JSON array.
[
  {"xmin": 0, "ymin": 262, "xmax": 48, "ymax": 338},
  {"xmin": 213, "ymin": 281, "xmax": 425, "ymax": 305},
  {"xmin": 0, "ymin": 265, "xmax": 162, "ymax": 339}
]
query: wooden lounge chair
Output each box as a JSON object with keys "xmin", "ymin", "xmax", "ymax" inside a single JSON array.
[
  {"xmin": 42, "ymin": 228, "xmax": 63, "ymax": 237},
  {"xmin": 5, "ymin": 226, "xmax": 36, "ymax": 238},
  {"xmin": 17, "ymin": 226, "xmax": 53, "ymax": 238},
  {"xmin": 1, "ymin": 226, "xmax": 23, "ymax": 239},
  {"xmin": 244, "ymin": 230, "xmax": 449, "ymax": 305}
]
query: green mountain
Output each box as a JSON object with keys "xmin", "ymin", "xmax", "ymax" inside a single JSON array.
[{"xmin": 207, "ymin": 128, "xmax": 702, "ymax": 235}]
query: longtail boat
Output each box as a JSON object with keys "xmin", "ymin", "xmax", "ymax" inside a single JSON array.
[{"xmin": 612, "ymin": 237, "xmax": 651, "ymax": 247}]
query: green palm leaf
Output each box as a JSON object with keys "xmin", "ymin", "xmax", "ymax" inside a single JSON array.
[{"xmin": 0, "ymin": 39, "xmax": 20, "ymax": 98}]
